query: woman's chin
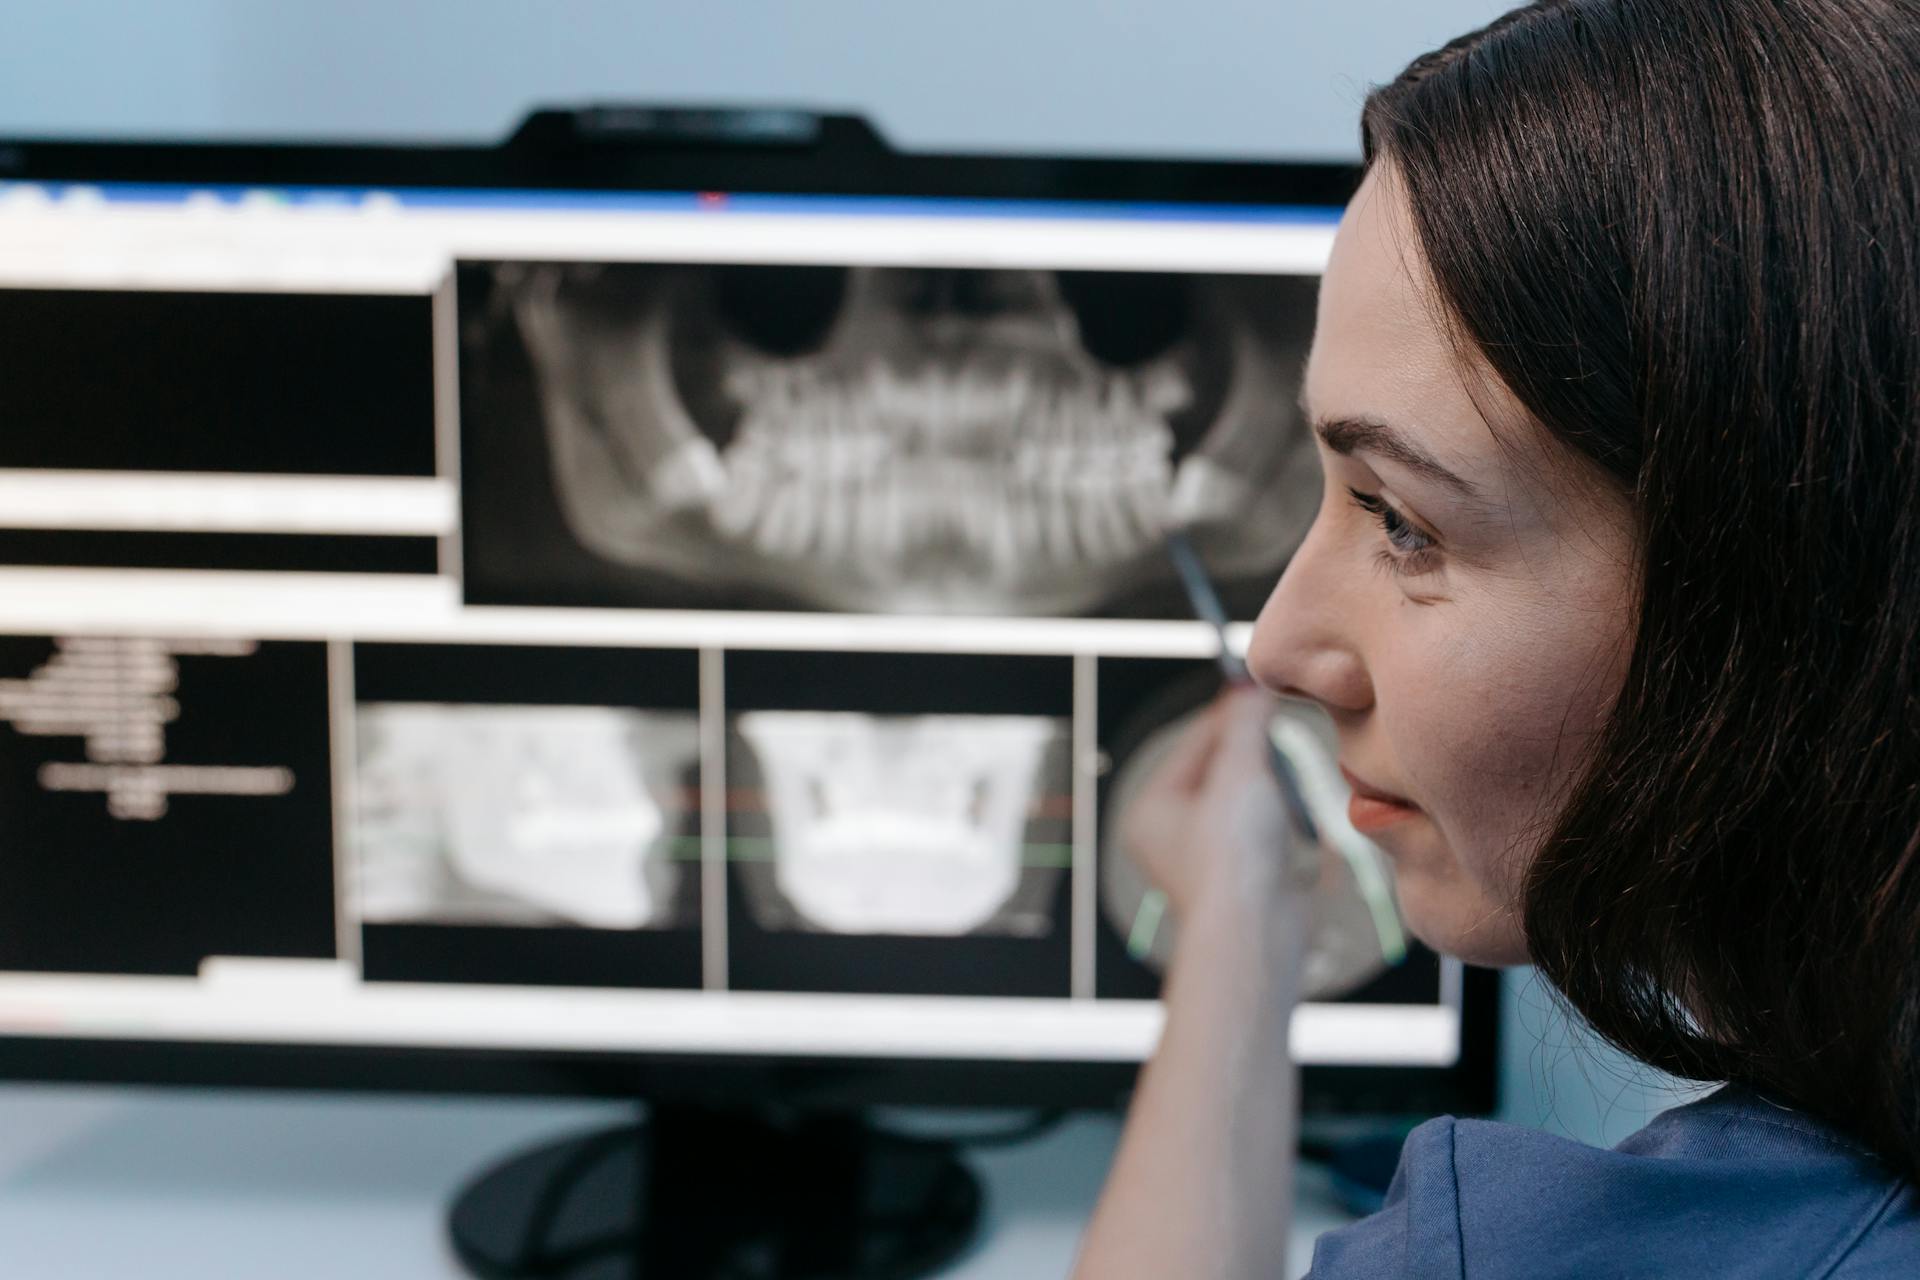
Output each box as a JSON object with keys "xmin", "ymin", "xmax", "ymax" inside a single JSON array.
[{"xmin": 1395, "ymin": 878, "xmax": 1531, "ymax": 968}]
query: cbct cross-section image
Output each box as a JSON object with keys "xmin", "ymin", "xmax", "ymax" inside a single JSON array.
[
  {"xmin": 349, "ymin": 643, "xmax": 707, "ymax": 991},
  {"xmin": 458, "ymin": 261, "xmax": 1320, "ymax": 618},
  {"xmin": 729, "ymin": 711, "xmax": 1070, "ymax": 939},
  {"xmin": 354, "ymin": 704, "xmax": 700, "ymax": 931},
  {"xmin": 722, "ymin": 651, "xmax": 1076, "ymax": 997}
]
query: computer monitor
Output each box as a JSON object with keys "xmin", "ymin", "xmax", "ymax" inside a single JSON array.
[{"xmin": 0, "ymin": 111, "xmax": 1495, "ymax": 1272}]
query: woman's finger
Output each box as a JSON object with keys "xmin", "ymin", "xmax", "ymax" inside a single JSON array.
[
  {"xmin": 1143, "ymin": 690, "xmax": 1237, "ymax": 798},
  {"xmin": 1204, "ymin": 684, "xmax": 1284, "ymax": 793}
]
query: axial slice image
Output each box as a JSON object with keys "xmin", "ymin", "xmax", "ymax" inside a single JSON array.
[
  {"xmin": 728, "ymin": 711, "xmax": 1071, "ymax": 938},
  {"xmin": 1100, "ymin": 684, "xmax": 1401, "ymax": 1002},
  {"xmin": 354, "ymin": 703, "xmax": 699, "ymax": 930}
]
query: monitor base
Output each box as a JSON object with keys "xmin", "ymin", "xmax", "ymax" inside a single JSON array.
[{"xmin": 447, "ymin": 1103, "xmax": 983, "ymax": 1279}]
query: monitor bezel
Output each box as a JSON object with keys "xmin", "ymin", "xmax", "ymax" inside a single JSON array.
[{"xmin": 0, "ymin": 960, "xmax": 1498, "ymax": 1115}]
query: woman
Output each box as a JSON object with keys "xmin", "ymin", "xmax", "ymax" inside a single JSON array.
[{"xmin": 1073, "ymin": 1, "xmax": 1919, "ymax": 1275}]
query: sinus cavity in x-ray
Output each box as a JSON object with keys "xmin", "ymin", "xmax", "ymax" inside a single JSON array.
[
  {"xmin": 479, "ymin": 261, "xmax": 1321, "ymax": 616},
  {"xmin": 730, "ymin": 711, "xmax": 1071, "ymax": 937}
]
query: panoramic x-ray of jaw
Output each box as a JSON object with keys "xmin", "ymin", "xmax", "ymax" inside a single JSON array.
[
  {"xmin": 493, "ymin": 261, "xmax": 1321, "ymax": 615},
  {"xmin": 353, "ymin": 705, "xmax": 698, "ymax": 930},
  {"xmin": 731, "ymin": 712, "xmax": 1070, "ymax": 937}
]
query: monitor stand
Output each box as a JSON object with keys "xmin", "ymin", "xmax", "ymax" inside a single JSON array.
[{"xmin": 447, "ymin": 1103, "xmax": 984, "ymax": 1279}]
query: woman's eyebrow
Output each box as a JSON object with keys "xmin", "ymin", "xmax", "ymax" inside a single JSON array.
[{"xmin": 1309, "ymin": 413, "xmax": 1484, "ymax": 501}]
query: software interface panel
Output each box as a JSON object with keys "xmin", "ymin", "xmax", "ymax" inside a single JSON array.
[{"xmin": 0, "ymin": 181, "xmax": 1460, "ymax": 1071}]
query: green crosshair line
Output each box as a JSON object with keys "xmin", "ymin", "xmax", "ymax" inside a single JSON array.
[
  {"xmin": 660, "ymin": 836, "xmax": 1074, "ymax": 869},
  {"xmin": 1127, "ymin": 889, "xmax": 1168, "ymax": 960}
]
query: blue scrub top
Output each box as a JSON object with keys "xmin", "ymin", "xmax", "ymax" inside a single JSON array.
[{"xmin": 1308, "ymin": 1084, "xmax": 1919, "ymax": 1277}]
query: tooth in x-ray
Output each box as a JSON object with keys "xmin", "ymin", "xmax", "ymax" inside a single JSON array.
[
  {"xmin": 734, "ymin": 711, "xmax": 1067, "ymax": 936},
  {"xmin": 354, "ymin": 704, "xmax": 695, "ymax": 929}
]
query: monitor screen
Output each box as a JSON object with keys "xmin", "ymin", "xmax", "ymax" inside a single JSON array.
[{"xmin": 0, "ymin": 173, "xmax": 1483, "ymax": 1112}]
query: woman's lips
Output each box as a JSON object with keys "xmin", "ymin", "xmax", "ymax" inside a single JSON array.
[
  {"xmin": 1347, "ymin": 792, "xmax": 1422, "ymax": 832},
  {"xmin": 1340, "ymin": 764, "xmax": 1421, "ymax": 833}
]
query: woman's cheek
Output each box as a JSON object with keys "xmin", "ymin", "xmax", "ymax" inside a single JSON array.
[
  {"xmin": 1458, "ymin": 612, "xmax": 1624, "ymax": 873},
  {"xmin": 1381, "ymin": 611, "xmax": 1561, "ymax": 886}
]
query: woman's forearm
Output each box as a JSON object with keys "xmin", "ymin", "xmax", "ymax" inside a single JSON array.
[{"xmin": 1072, "ymin": 880, "xmax": 1310, "ymax": 1279}]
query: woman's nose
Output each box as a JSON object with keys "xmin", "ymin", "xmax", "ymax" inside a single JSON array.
[{"xmin": 1245, "ymin": 512, "xmax": 1373, "ymax": 715}]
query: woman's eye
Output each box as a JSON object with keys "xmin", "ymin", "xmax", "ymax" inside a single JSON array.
[{"xmin": 1345, "ymin": 486, "xmax": 1439, "ymax": 577}]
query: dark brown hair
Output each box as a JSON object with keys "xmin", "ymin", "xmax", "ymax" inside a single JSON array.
[{"xmin": 1362, "ymin": 0, "xmax": 1920, "ymax": 1176}]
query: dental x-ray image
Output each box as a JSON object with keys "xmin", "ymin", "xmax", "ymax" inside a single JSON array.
[
  {"xmin": 350, "ymin": 642, "xmax": 705, "ymax": 990},
  {"xmin": 727, "ymin": 711, "xmax": 1071, "ymax": 938},
  {"xmin": 354, "ymin": 703, "xmax": 699, "ymax": 930},
  {"xmin": 457, "ymin": 260, "xmax": 1321, "ymax": 617},
  {"xmin": 1093, "ymin": 657, "xmax": 1445, "ymax": 1007},
  {"xmin": 722, "ymin": 649, "xmax": 1075, "ymax": 996}
]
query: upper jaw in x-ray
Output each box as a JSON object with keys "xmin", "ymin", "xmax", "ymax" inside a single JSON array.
[{"xmin": 500, "ymin": 262, "xmax": 1320, "ymax": 616}]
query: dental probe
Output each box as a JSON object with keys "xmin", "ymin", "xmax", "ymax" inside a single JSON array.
[
  {"xmin": 1133, "ymin": 530, "xmax": 1408, "ymax": 968},
  {"xmin": 1162, "ymin": 529, "xmax": 1321, "ymax": 848},
  {"xmin": 1125, "ymin": 530, "xmax": 1322, "ymax": 962}
]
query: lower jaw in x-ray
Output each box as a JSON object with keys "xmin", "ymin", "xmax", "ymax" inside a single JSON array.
[
  {"xmin": 355, "ymin": 704, "xmax": 697, "ymax": 930},
  {"xmin": 498, "ymin": 263, "xmax": 1320, "ymax": 615},
  {"xmin": 732, "ymin": 711, "xmax": 1069, "ymax": 937}
]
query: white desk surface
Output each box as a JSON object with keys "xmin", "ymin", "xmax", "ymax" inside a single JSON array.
[{"xmin": 0, "ymin": 1083, "xmax": 1352, "ymax": 1279}]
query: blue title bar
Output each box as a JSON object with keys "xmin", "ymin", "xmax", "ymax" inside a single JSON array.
[{"xmin": 1, "ymin": 180, "xmax": 1343, "ymax": 227}]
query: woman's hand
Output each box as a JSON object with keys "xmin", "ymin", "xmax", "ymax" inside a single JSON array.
[
  {"xmin": 1117, "ymin": 682, "xmax": 1308, "ymax": 921},
  {"xmin": 1074, "ymin": 681, "xmax": 1315, "ymax": 1280}
]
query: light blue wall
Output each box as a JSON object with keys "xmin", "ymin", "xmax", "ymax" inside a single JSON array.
[
  {"xmin": 0, "ymin": 0, "xmax": 1513, "ymax": 158},
  {"xmin": 0, "ymin": 0, "xmax": 1697, "ymax": 1147},
  {"xmin": 1499, "ymin": 968, "xmax": 1704, "ymax": 1146}
]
